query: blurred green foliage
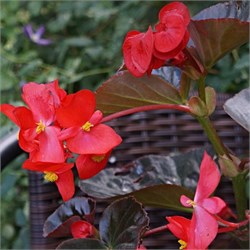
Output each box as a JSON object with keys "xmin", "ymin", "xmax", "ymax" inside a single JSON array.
[
  {"xmin": 0, "ymin": 1, "xmax": 248, "ymax": 249},
  {"xmin": 1, "ymin": 154, "xmax": 29, "ymax": 249}
]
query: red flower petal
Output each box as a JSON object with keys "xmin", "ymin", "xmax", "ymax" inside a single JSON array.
[
  {"xmin": 14, "ymin": 106, "xmax": 36, "ymax": 130},
  {"xmin": 71, "ymin": 220, "xmax": 93, "ymax": 238},
  {"xmin": 123, "ymin": 26, "xmax": 154, "ymax": 77},
  {"xmin": 159, "ymin": 2, "xmax": 190, "ymax": 26},
  {"xmin": 66, "ymin": 124, "xmax": 122, "ymax": 155},
  {"xmin": 147, "ymin": 56, "xmax": 165, "ymax": 76},
  {"xmin": 21, "ymin": 82, "xmax": 56, "ymax": 124},
  {"xmin": 48, "ymin": 79, "xmax": 67, "ymax": 107},
  {"xmin": 180, "ymin": 195, "xmax": 193, "ymax": 208},
  {"xmin": 55, "ymin": 170, "xmax": 75, "ymax": 201},
  {"xmin": 190, "ymin": 205, "xmax": 218, "ymax": 249},
  {"xmin": 200, "ymin": 197, "xmax": 226, "ymax": 214},
  {"xmin": 76, "ymin": 151, "xmax": 111, "ymax": 179},
  {"xmin": 194, "ymin": 151, "xmax": 221, "ymax": 202},
  {"xmin": 154, "ymin": 14, "xmax": 186, "ymax": 53},
  {"xmin": 166, "ymin": 216, "xmax": 190, "ymax": 242},
  {"xmin": 0, "ymin": 104, "xmax": 19, "ymax": 126},
  {"xmin": 56, "ymin": 90, "xmax": 96, "ymax": 128},
  {"xmin": 22, "ymin": 159, "xmax": 74, "ymax": 173},
  {"xmin": 30, "ymin": 126, "xmax": 65, "ymax": 163},
  {"xmin": 18, "ymin": 129, "xmax": 38, "ymax": 152},
  {"xmin": 153, "ymin": 30, "xmax": 189, "ymax": 61}
]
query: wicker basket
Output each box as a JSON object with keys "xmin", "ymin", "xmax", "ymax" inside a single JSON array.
[{"xmin": 2, "ymin": 93, "xmax": 249, "ymax": 249}]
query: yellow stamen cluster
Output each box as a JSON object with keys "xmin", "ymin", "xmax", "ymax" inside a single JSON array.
[
  {"xmin": 91, "ymin": 154, "xmax": 105, "ymax": 163},
  {"xmin": 82, "ymin": 121, "xmax": 94, "ymax": 132},
  {"xmin": 44, "ymin": 172, "xmax": 58, "ymax": 182},
  {"xmin": 178, "ymin": 239, "xmax": 187, "ymax": 249},
  {"xmin": 187, "ymin": 199, "xmax": 196, "ymax": 207},
  {"xmin": 36, "ymin": 120, "xmax": 46, "ymax": 134}
]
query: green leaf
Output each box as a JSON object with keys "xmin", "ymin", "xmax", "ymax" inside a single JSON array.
[
  {"xmin": 64, "ymin": 37, "xmax": 92, "ymax": 47},
  {"xmin": 223, "ymin": 88, "xmax": 250, "ymax": 131},
  {"xmin": 99, "ymin": 197, "xmax": 149, "ymax": 249},
  {"xmin": 43, "ymin": 197, "xmax": 96, "ymax": 238},
  {"xmin": 57, "ymin": 238, "xmax": 106, "ymax": 249},
  {"xmin": 125, "ymin": 185, "xmax": 193, "ymax": 212},
  {"xmin": 205, "ymin": 87, "xmax": 216, "ymax": 115},
  {"xmin": 96, "ymin": 70, "xmax": 182, "ymax": 115},
  {"xmin": 188, "ymin": 19, "xmax": 248, "ymax": 69},
  {"xmin": 188, "ymin": 1, "xmax": 249, "ymax": 70},
  {"xmin": 188, "ymin": 96, "xmax": 207, "ymax": 116},
  {"xmin": 15, "ymin": 209, "xmax": 26, "ymax": 227}
]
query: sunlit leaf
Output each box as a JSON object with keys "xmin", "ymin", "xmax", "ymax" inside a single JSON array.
[
  {"xmin": 96, "ymin": 71, "xmax": 182, "ymax": 115},
  {"xmin": 223, "ymin": 88, "xmax": 250, "ymax": 131},
  {"xmin": 188, "ymin": 1, "xmax": 249, "ymax": 70}
]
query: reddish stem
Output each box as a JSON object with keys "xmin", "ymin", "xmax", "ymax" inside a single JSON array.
[
  {"xmin": 101, "ymin": 104, "xmax": 191, "ymax": 123},
  {"xmin": 215, "ymin": 215, "xmax": 249, "ymax": 229},
  {"xmin": 143, "ymin": 225, "xmax": 169, "ymax": 237}
]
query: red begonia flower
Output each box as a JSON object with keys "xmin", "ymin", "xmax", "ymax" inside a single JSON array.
[
  {"xmin": 71, "ymin": 220, "xmax": 94, "ymax": 239},
  {"xmin": 153, "ymin": 2, "xmax": 190, "ymax": 60},
  {"xmin": 23, "ymin": 159, "xmax": 75, "ymax": 201},
  {"xmin": 179, "ymin": 151, "xmax": 226, "ymax": 249},
  {"xmin": 21, "ymin": 80, "xmax": 66, "ymax": 123},
  {"xmin": 76, "ymin": 151, "xmax": 111, "ymax": 179},
  {"xmin": 166, "ymin": 216, "xmax": 191, "ymax": 249},
  {"xmin": 0, "ymin": 81, "xmax": 65, "ymax": 163},
  {"xmin": 56, "ymin": 90, "xmax": 122, "ymax": 155},
  {"xmin": 158, "ymin": 2, "xmax": 190, "ymax": 26},
  {"xmin": 122, "ymin": 26, "xmax": 154, "ymax": 77}
]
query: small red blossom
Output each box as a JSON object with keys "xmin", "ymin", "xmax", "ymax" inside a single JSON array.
[
  {"xmin": 153, "ymin": 2, "xmax": 190, "ymax": 60},
  {"xmin": 71, "ymin": 220, "xmax": 94, "ymax": 239},
  {"xmin": 180, "ymin": 151, "xmax": 226, "ymax": 249},
  {"xmin": 23, "ymin": 160, "xmax": 75, "ymax": 202},
  {"xmin": 0, "ymin": 80, "xmax": 66, "ymax": 163},
  {"xmin": 76, "ymin": 151, "xmax": 112, "ymax": 179},
  {"xmin": 166, "ymin": 216, "xmax": 191, "ymax": 249},
  {"xmin": 123, "ymin": 26, "xmax": 154, "ymax": 77},
  {"xmin": 122, "ymin": 2, "xmax": 190, "ymax": 77},
  {"xmin": 56, "ymin": 89, "xmax": 122, "ymax": 155}
]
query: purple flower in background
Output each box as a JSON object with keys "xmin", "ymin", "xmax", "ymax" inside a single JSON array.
[{"xmin": 23, "ymin": 24, "xmax": 52, "ymax": 46}]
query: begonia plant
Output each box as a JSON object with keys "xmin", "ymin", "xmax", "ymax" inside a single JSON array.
[{"xmin": 1, "ymin": 1, "xmax": 249, "ymax": 249}]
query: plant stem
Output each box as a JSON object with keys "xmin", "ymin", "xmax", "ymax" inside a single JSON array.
[
  {"xmin": 196, "ymin": 116, "xmax": 228, "ymax": 156},
  {"xmin": 143, "ymin": 225, "xmax": 169, "ymax": 237},
  {"xmin": 232, "ymin": 173, "xmax": 248, "ymax": 221},
  {"xmin": 196, "ymin": 116, "xmax": 248, "ymax": 220},
  {"xmin": 101, "ymin": 104, "xmax": 191, "ymax": 123},
  {"xmin": 198, "ymin": 76, "xmax": 206, "ymax": 103}
]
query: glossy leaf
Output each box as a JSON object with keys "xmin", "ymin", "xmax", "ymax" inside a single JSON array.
[
  {"xmin": 188, "ymin": 1, "xmax": 249, "ymax": 70},
  {"xmin": 126, "ymin": 184, "xmax": 193, "ymax": 212},
  {"xmin": 79, "ymin": 148, "xmax": 213, "ymax": 196},
  {"xmin": 57, "ymin": 238, "xmax": 106, "ymax": 249},
  {"xmin": 96, "ymin": 70, "xmax": 182, "ymax": 115},
  {"xmin": 193, "ymin": 1, "xmax": 249, "ymax": 21},
  {"xmin": 99, "ymin": 197, "xmax": 149, "ymax": 249},
  {"xmin": 223, "ymin": 88, "xmax": 250, "ymax": 131},
  {"xmin": 79, "ymin": 149, "xmax": 215, "ymax": 211},
  {"xmin": 43, "ymin": 197, "xmax": 96, "ymax": 238}
]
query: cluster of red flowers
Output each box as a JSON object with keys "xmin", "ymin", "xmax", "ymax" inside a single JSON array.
[
  {"xmin": 0, "ymin": 80, "xmax": 122, "ymax": 201},
  {"xmin": 122, "ymin": 2, "xmax": 190, "ymax": 77}
]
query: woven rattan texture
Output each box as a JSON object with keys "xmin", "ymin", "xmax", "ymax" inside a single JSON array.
[{"xmin": 28, "ymin": 94, "xmax": 249, "ymax": 249}]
